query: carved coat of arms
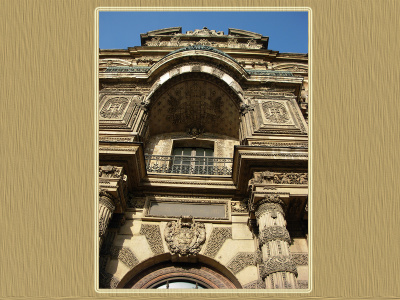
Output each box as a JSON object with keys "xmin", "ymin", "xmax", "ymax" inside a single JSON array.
[{"xmin": 164, "ymin": 217, "xmax": 206, "ymax": 256}]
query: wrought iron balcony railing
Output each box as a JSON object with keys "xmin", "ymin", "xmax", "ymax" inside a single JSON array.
[{"xmin": 145, "ymin": 155, "xmax": 233, "ymax": 176}]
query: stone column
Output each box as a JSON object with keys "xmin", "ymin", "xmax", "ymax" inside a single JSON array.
[
  {"xmin": 99, "ymin": 190, "xmax": 116, "ymax": 249},
  {"xmin": 255, "ymin": 195, "xmax": 298, "ymax": 289}
]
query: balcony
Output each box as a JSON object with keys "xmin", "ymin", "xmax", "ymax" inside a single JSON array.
[{"xmin": 145, "ymin": 155, "xmax": 233, "ymax": 176}]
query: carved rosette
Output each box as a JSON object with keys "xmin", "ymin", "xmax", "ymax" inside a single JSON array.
[
  {"xmin": 99, "ymin": 190, "xmax": 115, "ymax": 240},
  {"xmin": 164, "ymin": 217, "xmax": 206, "ymax": 256}
]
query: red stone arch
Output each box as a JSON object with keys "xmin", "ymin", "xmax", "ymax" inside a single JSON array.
[{"xmin": 117, "ymin": 254, "xmax": 242, "ymax": 289}]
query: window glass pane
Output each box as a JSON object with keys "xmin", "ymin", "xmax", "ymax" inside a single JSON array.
[
  {"xmin": 195, "ymin": 148, "xmax": 205, "ymax": 156},
  {"xmin": 205, "ymin": 148, "xmax": 213, "ymax": 156},
  {"xmin": 171, "ymin": 146, "xmax": 214, "ymax": 174},
  {"xmin": 173, "ymin": 147, "xmax": 183, "ymax": 155},
  {"xmin": 182, "ymin": 148, "xmax": 192, "ymax": 156},
  {"xmin": 154, "ymin": 280, "xmax": 206, "ymax": 289}
]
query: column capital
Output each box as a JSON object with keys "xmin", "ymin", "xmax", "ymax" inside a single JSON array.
[
  {"xmin": 256, "ymin": 194, "xmax": 285, "ymax": 208},
  {"xmin": 254, "ymin": 194, "xmax": 287, "ymax": 219}
]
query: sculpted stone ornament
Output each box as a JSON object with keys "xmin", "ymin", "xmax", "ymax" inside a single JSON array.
[
  {"xmin": 187, "ymin": 127, "xmax": 204, "ymax": 137},
  {"xmin": 164, "ymin": 216, "xmax": 206, "ymax": 256}
]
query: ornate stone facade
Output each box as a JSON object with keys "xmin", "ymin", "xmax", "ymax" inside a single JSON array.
[{"xmin": 99, "ymin": 27, "xmax": 308, "ymax": 290}]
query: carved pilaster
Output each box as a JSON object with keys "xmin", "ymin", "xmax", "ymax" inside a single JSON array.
[
  {"xmin": 255, "ymin": 194, "xmax": 297, "ymax": 289},
  {"xmin": 99, "ymin": 190, "xmax": 116, "ymax": 248}
]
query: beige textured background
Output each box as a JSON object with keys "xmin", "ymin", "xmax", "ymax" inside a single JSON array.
[{"xmin": 1, "ymin": 0, "xmax": 399, "ymax": 299}]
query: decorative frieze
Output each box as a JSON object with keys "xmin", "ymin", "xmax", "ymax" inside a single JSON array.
[
  {"xmin": 164, "ymin": 217, "xmax": 206, "ymax": 256},
  {"xmin": 204, "ymin": 227, "xmax": 232, "ymax": 258},
  {"xmin": 99, "ymin": 137, "xmax": 135, "ymax": 143},
  {"xmin": 104, "ymin": 66, "xmax": 150, "ymax": 73},
  {"xmin": 248, "ymin": 141, "xmax": 308, "ymax": 148},
  {"xmin": 110, "ymin": 246, "xmax": 139, "ymax": 269},
  {"xmin": 259, "ymin": 226, "xmax": 291, "ymax": 246},
  {"xmin": 246, "ymin": 70, "xmax": 293, "ymax": 77},
  {"xmin": 292, "ymin": 253, "xmax": 308, "ymax": 266},
  {"xmin": 261, "ymin": 256, "xmax": 298, "ymax": 278},
  {"xmin": 227, "ymin": 252, "xmax": 256, "ymax": 274},
  {"xmin": 252, "ymin": 171, "xmax": 308, "ymax": 185},
  {"xmin": 186, "ymin": 27, "xmax": 224, "ymax": 36},
  {"xmin": 139, "ymin": 224, "xmax": 164, "ymax": 255}
]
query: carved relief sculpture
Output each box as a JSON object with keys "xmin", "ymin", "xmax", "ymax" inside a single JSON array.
[{"xmin": 164, "ymin": 216, "xmax": 206, "ymax": 256}]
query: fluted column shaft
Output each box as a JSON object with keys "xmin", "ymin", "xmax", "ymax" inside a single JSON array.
[
  {"xmin": 255, "ymin": 196, "xmax": 298, "ymax": 289},
  {"xmin": 99, "ymin": 191, "xmax": 115, "ymax": 249}
]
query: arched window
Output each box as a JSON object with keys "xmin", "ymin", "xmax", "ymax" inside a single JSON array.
[
  {"xmin": 150, "ymin": 277, "xmax": 209, "ymax": 289},
  {"xmin": 122, "ymin": 261, "xmax": 241, "ymax": 289}
]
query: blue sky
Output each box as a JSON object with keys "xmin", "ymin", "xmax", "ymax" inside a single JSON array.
[{"xmin": 99, "ymin": 11, "xmax": 309, "ymax": 53}]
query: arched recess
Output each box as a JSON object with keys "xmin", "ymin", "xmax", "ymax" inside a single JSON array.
[
  {"xmin": 145, "ymin": 72, "xmax": 244, "ymax": 140},
  {"xmin": 118, "ymin": 254, "xmax": 242, "ymax": 289},
  {"xmin": 146, "ymin": 46, "xmax": 249, "ymax": 86}
]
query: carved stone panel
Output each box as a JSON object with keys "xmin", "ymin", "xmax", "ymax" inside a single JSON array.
[
  {"xmin": 262, "ymin": 101, "xmax": 291, "ymax": 124},
  {"xmin": 99, "ymin": 94, "xmax": 144, "ymax": 131},
  {"xmin": 100, "ymin": 97, "xmax": 130, "ymax": 119},
  {"xmin": 249, "ymin": 99, "xmax": 308, "ymax": 135}
]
